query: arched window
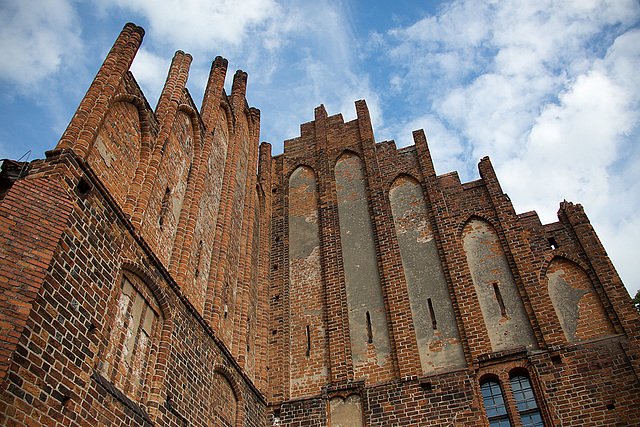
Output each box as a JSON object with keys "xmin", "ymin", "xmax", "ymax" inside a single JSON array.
[
  {"xmin": 481, "ymin": 372, "xmax": 546, "ymax": 427},
  {"xmin": 481, "ymin": 380, "xmax": 511, "ymax": 427},
  {"xmin": 510, "ymin": 375, "xmax": 544, "ymax": 427}
]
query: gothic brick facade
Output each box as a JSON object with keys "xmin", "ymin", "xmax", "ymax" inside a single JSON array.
[{"xmin": 0, "ymin": 23, "xmax": 638, "ymax": 427}]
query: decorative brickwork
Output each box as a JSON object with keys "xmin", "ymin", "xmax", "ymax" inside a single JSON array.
[{"xmin": 1, "ymin": 22, "xmax": 639, "ymax": 427}]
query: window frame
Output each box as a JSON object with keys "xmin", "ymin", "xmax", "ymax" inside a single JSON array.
[
  {"xmin": 510, "ymin": 373, "xmax": 544, "ymax": 427},
  {"xmin": 479, "ymin": 369, "xmax": 547, "ymax": 427},
  {"xmin": 480, "ymin": 378, "xmax": 512, "ymax": 427}
]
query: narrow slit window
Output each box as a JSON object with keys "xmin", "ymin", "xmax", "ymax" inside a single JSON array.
[
  {"xmin": 365, "ymin": 311, "xmax": 373, "ymax": 344},
  {"xmin": 492, "ymin": 282, "xmax": 507, "ymax": 317},
  {"xmin": 159, "ymin": 187, "xmax": 171, "ymax": 230},
  {"xmin": 427, "ymin": 298, "xmax": 437, "ymax": 329},
  {"xmin": 547, "ymin": 237, "xmax": 558, "ymax": 250},
  {"xmin": 194, "ymin": 240, "xmax": 202, "ymax": 278},
  {"xmin": 305, "ymin": 325, "xmax": 311, "ymax": 357},
  {"xmin": 185, "ymin": 164, "xmax": 193, "ymax": 185}
]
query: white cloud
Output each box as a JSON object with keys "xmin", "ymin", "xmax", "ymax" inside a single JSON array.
[
  {"xmin": 0, "ymin": 0, "xmax": 81, "ymax": 87},
  {"xmin": 130, "ymin": 48, "xmax": 173, "ymax": 108},
  {"xmin": 382, "ymin": 0, "xmax": 640, "ymax": 293},
  {"xmin": 500, "ymin": 69, "xmax": 633, "ymax": 218},
  {"xmin": 102, "ymin": 0, "xmax": 285, "ymax": 53},
  {"xmin": 499, "ymin": 28, "xmax": 640, "ymax": 294},
  {"xmin": 224, "ymin": 1, "xmax": 378, "ymax": 152}
]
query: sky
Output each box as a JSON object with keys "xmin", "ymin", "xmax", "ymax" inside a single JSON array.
[{"xmin": 0, "ymin": 0, "xmax": 639, "ymax": 296}]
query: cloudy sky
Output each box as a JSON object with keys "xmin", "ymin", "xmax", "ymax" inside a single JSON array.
[{"xmin": 1, "ymin": 0, "xmax": 638, "ymax": 296}]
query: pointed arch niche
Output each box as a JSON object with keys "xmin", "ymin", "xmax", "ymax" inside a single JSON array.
[
  {"xmin": 545, "ymin": 257, "xmax": 614, "ymax": 342},
  {"xmin": 99, "ymin": 268, "xmax": 166, "ymax": 405},
  {"xmin": 87, "ymin": 100, "xmax": 143, "ymax": 209},
  {"xmin": 288, "ymin": 165, "xmax": 328, "ymax": 398},
  {"xmin": 335, "ymin": 152, "xmax": 392, "ymax": 378},
  {"xmin": 389, "ymin": 175, "xmax": 465, "ymax": 373},
  {"xmin": 462, "ymin": 218, "xmax": 537, "ymax": 352},
  {"xmin": 212, "ymin": 370, "xmax": 238, "ymax": 426}
]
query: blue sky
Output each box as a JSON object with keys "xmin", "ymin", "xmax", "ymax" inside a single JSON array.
[{"xmin": 1, "ymin": 0, "xmax": 639, "ymax": 296}]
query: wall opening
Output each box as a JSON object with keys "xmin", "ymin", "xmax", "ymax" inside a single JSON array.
[
  {"xmin": 159, "ymin": 186, "xmax": 171, "ymax": 230},
  {"xmin": 462, "ymin": 218, "xmax": 536, "ymax": 351},
  {"xmin": 427, "ymin": 298, "xmax": 437, "ymax": 330},
  {"xmin": 492, "ymin": 282, "xmax": 507, "ymax": 317}
]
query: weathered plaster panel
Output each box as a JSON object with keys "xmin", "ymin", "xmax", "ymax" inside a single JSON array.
[
  {"xmin": 546, "ymin": 257, "xmax": 614, "ymax": 342},
  {"xmin": 288, "ymin": 166, "xmax": 328, "ymax": 398},
  {"xmin": 335, "ymin": 153, "xmax": 392, "ymax": 379},
  {"xmin": 462, "ymin": 219, "xmax": 537, "ymax": 352},
  {"xmin": 389, "ymin": 176, "xmax": 465, "ymax": 373},
  {"xmin": 330, "ymin": 394, "xmax": 363, "ymax": 427}
]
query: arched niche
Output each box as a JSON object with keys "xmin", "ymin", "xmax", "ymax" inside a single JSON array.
[
  {"xmin": 151, "ymin": 109, "xmax": 196, "ymax": 265},
  {"xmin": 462, "ymin": 217, "xmax": 536, "ymax": 351},
  {"xmin": 88, "ymin": 100, "xmax": 142, "ymax": 209},
  {"xmin": 389, "ymin": 175, "xmax": 465, "ymax": 373},
  {"xmin": 174, "ymin": 109, "xmax": 196, "ymax": 161},
  {"xmin": 100, "ymin": 270, "xmax": 164, "ymax": 404},
  {"xmin": 545, "ymin": 257, "xmax": 614, "ymax": 342},
  {"xmin": 213, "ymin": 370, "xmax": 238, "ymax": 426},
  {"xmin": 335, "ymin": 152, "xmax": 392, "ymax": 378},
  {"xmin": 288, "ymin": 165, "xmax": 328, "ymax": 398}
]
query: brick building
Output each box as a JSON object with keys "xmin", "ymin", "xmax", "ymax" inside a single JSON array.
[{"xmin": 1, "ymin": 23, "xmax": 639, "ymax": 426}]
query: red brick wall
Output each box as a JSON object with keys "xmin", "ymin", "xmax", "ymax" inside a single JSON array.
[
  {"xmin": 0, "ymin": 177, "xmax": 73, "ymax": 389},
  {"xmin": 0, "ymin": 152, "xmax": 267, "ymax": 426},
  {"xmin": 266, "ymin": 100, "xmax": 640, "ymax": 426}
]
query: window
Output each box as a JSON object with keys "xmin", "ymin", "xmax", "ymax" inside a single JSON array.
[
  {"xmin": 481, "ymin": 380, "xmax": 511, "ymax": 427},
  {"xmin": 481, "ymin": 373, "xmax": 545, "ymax": 427},
  {"xmin": 510, "ymin": 375, "xmax": 544, "ymax": 427},
  {"xmin": 101, "ymin": 274, "xmax": 162, "ymax": 401}
]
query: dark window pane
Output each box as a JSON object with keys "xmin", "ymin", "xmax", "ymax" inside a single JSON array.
[
  {"xmin": 511, "ymin": 375, "xmax": 544, "ymax": 426},
  {"xmin": 521, "ymin": 412, "xmax": 544, "ymax": 427},
  {"xmin": 482, "ymin": 381, "xmax": 510, "ymax": 421},
  {"xmin": 511, "ymin": 375, "xmax": 539, "ymax": 411}
]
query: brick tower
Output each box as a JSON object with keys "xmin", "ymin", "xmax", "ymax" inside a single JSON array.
[{"xmin": 0, "ymin": 23, "xmax": 639, "ymax": 427}]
